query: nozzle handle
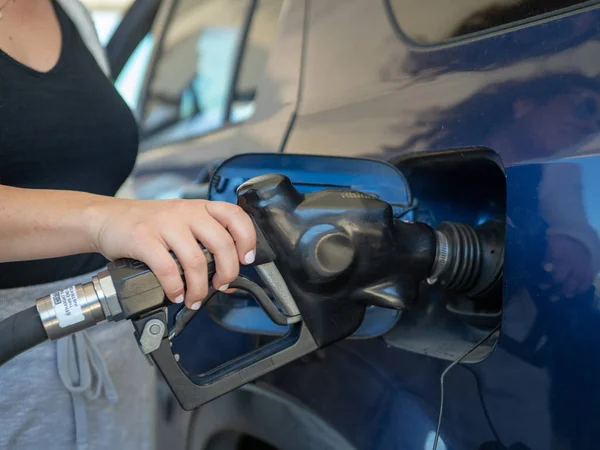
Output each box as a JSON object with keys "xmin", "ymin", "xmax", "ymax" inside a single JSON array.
[{"xmin": 133, "ymin": 310, "xmax": 318, "ymax": 411}]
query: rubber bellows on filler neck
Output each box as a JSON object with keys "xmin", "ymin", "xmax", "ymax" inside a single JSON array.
[{"xmin": 428, "ymin": 221, "xmax": 503, "ymax": 298}]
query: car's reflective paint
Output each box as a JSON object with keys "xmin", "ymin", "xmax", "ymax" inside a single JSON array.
[{"xmin": 136, "ymin": 1, "xmax": 600, "ymax": 448}]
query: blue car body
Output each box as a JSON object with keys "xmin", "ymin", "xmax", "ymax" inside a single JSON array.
[{"xmin": 128, "ymin": 1, "xmax": 600, "ymax": 448}]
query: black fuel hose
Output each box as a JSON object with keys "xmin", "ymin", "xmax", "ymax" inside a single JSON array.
[{"xmin": 0, "ymin": 306, "xmax": 47, "ymax": 367}]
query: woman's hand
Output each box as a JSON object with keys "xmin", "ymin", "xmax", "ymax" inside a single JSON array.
[{"xmin": 90, "ymin": 198, "xmax": 256, "ymax": 310}]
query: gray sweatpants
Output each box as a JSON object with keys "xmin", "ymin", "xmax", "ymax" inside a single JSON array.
[{"xmin": 0, "ymin": 271, "xmax": 157, "ymax": 450}]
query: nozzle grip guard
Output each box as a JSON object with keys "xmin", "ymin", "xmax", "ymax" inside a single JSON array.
[{"xmin": 133, "ymin": 307, "xmax": 317, "ymax": 411}]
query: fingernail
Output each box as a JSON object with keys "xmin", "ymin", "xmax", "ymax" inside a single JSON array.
[
  {"xmin": 543, "ymin": 263, "xmax": 554, "ymax": 273},
  {"xmin": 174, "ymin": 295, "xmax": 184, "ymax": 304},
  {"xmin": 245, "ymin": 250, "xmax": 255, "ymax": 265},
  {"xmin": 190, "ymin": 301, "xmax": 202, "ymax": 310},
  {"xmin": 218, "ymin": 284, "xmax": 229, "ymax": 292}
]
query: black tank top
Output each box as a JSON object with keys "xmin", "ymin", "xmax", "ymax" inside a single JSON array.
[{"xmin": 0, "ymin": 2, "xmax": 138, "ymax": 288}]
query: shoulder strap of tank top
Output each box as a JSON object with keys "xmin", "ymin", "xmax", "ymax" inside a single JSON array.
[{"xmin": 55, "ymin": 0, "xmax": 112, "ymax": 78}]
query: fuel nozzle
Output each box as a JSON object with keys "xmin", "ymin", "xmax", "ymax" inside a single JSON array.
[{"xmin": 237, "ymin": 174, "xmax": 504, "ymax": 346}]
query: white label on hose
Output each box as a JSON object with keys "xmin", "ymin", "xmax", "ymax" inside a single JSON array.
[{"xmin": 51, "ymin": 286, "xmax": 84, "ymax": 328}]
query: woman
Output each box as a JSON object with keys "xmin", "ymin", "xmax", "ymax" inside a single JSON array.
[{"xmin": 0, "ymin": 1, "xmax": 256, "ymax": 449}]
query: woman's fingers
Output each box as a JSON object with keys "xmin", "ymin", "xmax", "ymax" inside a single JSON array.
[
  {"xmin": 136, "ymin": 241, "xmax": 185, "ymax": 304},
  {"xmin": 192, "ymin": 215, "xmax": 240, "ymax": 291},
  {"xmin": 163, "ymin": 228, "xmax": 208, "ymax": 309},
  {"xmin": 206, "ymin": 202, "xmax": 257, "ymax": 264}
]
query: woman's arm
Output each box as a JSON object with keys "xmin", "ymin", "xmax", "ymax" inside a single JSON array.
[
  {"xmin": 0, "ymin": 186, "xmax": 104, "ymax": 261},
  {"xmin": 0, "ymin": 185, "xmax": 256, "ymax": 309}
]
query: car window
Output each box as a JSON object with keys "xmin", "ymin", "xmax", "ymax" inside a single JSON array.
[
  {"xmin": 229, "ymin": 0, "xmax": 283, "ymax": 123},
  {"xmin": 85, "ymin": 0, "xmax": 136, "ymax": 44},
  {"xmin": 387, "ymin": 0, "xmax": 596, "ymax": 44},
  {"xmin": 87, "ymin": 1, "xmax": 152, "ymax": 111},
  {"xmin": 140, "ymin": 0, "xmax": 283, "ymax": 148},
  {"xmin": 115, "ymin": 33, "xmax": 155, "ymax": 113}
]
